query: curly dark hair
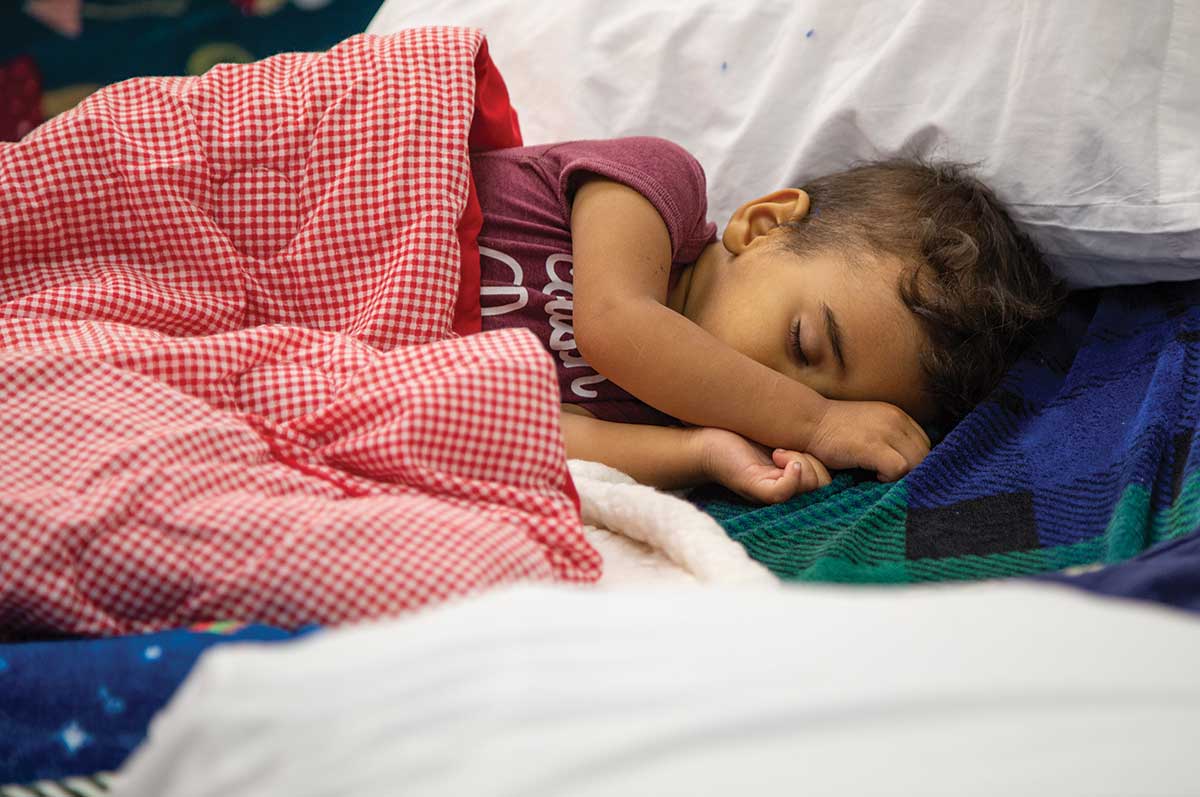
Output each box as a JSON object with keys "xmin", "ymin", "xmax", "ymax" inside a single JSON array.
[{"xmin": 778, "ymin": 158, "xmax": 1066, "ymax": 425}]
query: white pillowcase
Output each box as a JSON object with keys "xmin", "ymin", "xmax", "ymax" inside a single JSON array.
[{"xmin": 369, "ymin": 0, "xmax": 1200, "ymax": 288}]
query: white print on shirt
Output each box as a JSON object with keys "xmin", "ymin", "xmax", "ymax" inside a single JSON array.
[
  {"xmin": 545, "ymin": 254, "xmax": 607, "ymax": 398},
  {"xmin": 478, "ymin": 246, "xmax": 529, "ymax": 316},
  {"xmin": 481, "ymin": 246, "xmax": 608, "ymax": 399}
]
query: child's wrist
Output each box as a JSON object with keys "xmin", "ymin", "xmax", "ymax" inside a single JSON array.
[
  {"xmin": 790, "ymin": 390, "xmax": 832, "ymax": 453},
  {"xmin": 690, "ymin": 426, "xmax": 721, "ymax": 482}
]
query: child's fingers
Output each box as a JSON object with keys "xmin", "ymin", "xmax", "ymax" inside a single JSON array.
[
  {"xmin": 892, "ymin": 436, "xmax": 927, "ymax": 475},
  {"xmin": 771, "ymin": 450, "xmax": 832, "ymax": 492},
  {"xmin": 874, "ymin": 448, "xmax": 911, "ymax": 482},
  {"xmin": 902, "ymin": 421, "xmax": 931, "ymax": 460},
  {"xmin": 879, "ymin": 423, "xmax": 928, "ymax": 474},
  {"xmin": 802, "ymin": 454, "xmax": 832, "ymax": 487},
  {"xmin": 772, "ymin": 448, "xmax": 805, "ymax": 469},
  {"xmin": 897, "ymin": 428, "xmax": 929, "ymax": 465},
  {"xmin": 756, "ymin": 466, "xmax": 802, "ymax": 505}
]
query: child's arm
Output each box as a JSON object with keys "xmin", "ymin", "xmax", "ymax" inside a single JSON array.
[
  {"xmin": 561, "ymin": 408, "xmax": 830, "ymax": 503},
  {"xmin": 569, "ymin": 178, "xmax": 928, "ymax": 480}
]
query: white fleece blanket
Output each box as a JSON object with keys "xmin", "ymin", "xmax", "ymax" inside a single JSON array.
[{"xmin": 568, "ymin": 460, "xmax": 777, "ymax": 587}]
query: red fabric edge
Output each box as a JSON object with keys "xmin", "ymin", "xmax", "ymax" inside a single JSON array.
[
  {"xmin": 455, "ymin": 174, "xmax": 484, "ymax": 337},
  {"xmin": 453, "ymin": 40, "xmax": 582, "ymax": 513},
  {"xmin": 454, "ymin": 38, "xmax": 523, "ymax": 339}
]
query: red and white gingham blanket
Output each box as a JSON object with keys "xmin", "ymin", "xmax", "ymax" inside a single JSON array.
[{"xmin": 0, "ymin": 28, "xmax": 601, "ymax": 637}]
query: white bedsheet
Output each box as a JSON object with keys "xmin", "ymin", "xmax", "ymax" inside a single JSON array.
[{"xmin": 113, "ymin": 582, "xmax": 1200, "ymax": 796}]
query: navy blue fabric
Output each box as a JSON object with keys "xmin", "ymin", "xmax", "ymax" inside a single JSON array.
[
  {"xmin": 1040, "ymin": 528, "xmax": 1200, "ymax": 614},
  {"xmin": 0, "ymin": 624, "xmax": 312, "ymax": 783}
]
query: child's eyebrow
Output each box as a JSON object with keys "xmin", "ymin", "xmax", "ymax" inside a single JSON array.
[{"xmin": 822, "ymin": 302, "xmax": 847, "ymax": 371}]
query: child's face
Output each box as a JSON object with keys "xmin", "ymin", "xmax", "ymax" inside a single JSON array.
[{"xmin": 681, "ymin": 235, "xmax": 936, "ymax": 425}]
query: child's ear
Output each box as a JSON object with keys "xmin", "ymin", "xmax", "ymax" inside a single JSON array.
[{"xmin": 722, "ymin": 189, "xmax": 810, "ymax": 254}]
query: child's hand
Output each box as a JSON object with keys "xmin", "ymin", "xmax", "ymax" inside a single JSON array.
[
  {"xmin": 807, "ymin": 399, "xmax": 930, "ymax": 481},
  {"xmin": 700, "ymin": 427, "xmax": 831, "ymax": 504}
]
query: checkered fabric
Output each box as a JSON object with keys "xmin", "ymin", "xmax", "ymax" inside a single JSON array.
[
  {"xmin": 697, "ymin": 284, "xmax": 1200, "ymax": 584},
  {"xmin": 0, "ymin": 28, "xmax": 601, "ymax": 637}
]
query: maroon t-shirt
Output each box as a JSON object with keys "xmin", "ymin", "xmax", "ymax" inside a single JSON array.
[{"xmin": 471, "ymin": 137, "xmax": 718, "ymax": 425}]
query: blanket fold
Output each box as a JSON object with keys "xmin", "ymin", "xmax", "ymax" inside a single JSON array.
[{"xmin": 0, "ymin": 28, "xmax": 600, "ymax": 638}]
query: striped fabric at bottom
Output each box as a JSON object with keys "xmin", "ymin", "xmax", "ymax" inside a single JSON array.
[{"xmin": 0, "ymin": 773, "xmax": 112, "ymax": 797}]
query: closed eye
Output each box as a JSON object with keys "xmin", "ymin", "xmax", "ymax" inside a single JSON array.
[{"xmin": 789, "ymin": 318, "xmax": 809, "ymax": 366}]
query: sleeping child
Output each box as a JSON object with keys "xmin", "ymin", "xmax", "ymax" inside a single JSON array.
[{"xmin": 471, "ymin": 137, "xmax": 1063, "ymax": 504}]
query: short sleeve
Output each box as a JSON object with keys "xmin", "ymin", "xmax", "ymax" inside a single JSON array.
[{"xmin": 539, "ymin": 137, "xmax": 718, "ymax": 264}]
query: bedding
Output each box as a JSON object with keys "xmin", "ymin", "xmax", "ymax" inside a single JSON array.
[
  {"xmin": 696, "ymin": 282, "xmax": 1200, "ymax": 584},
  {"xmin": 0, "ymin": 622, "xmax": 306, "ymax": 784},
  {"xmin": 571, "ymin": 460, "xmax": 775, "ymax": 587},
  {"xmin": 369, "ymin": 0, "xmax": 1200, "ymax": 288},
  {"xmin": 1, "ymin": 774, "xmax": 113, "ymax": 797},
  {"xmin": 0, "ymin": 499, "xmax": 739, "ymax": 789},
  {"xmin": 111, "ymin": 583, "xmax": 1200, "ymax": 796},
  {"xmin": 1041, "ymin": 525, "xmax": 1200, "ymax": 613},
  {"xmin": 0, "ymin": 27, "xmax": 601, "ymax": 639},
  {"xmin": 0, "ymin": 464, "xmax": 760, "ymax": 785}
]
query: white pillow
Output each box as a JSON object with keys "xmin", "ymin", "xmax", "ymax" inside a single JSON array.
[{"xmin": 369, "ymin": 0, "xmax": 1200, "ymax": 288}]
